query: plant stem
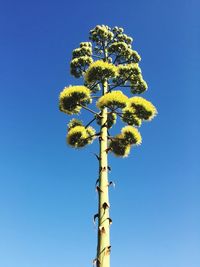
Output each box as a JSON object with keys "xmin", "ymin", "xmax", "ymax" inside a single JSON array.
[{"xmin": 97, "ymin": 44, "xmax": 110, "ymax": 267}]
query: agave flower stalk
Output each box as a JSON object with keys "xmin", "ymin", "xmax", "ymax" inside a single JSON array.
[
  {"xmin": 97, "ymin": 71, "xmax": 111, "ymax": 267},
  {"xmin": 58, "ymin": 25, "xmax": 157, "ymax": 267}
]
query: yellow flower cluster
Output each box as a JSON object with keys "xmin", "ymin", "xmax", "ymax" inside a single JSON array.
[
  {"xmin": 68, "ymin": 118, "xmax": 83, "ymax": 130},
  {"xmin": 121, "ymin": 126, "xmax": 142, "ymax": 145},
  {"xmin": 109, "ymin": 136, "xmax": 131, "ymax": 157},
  {"xmin": 67, "ymin": 125, "xmax": 96, "ymax": 148},
  {"xmin": 96, "ymin": 90, "xmax": 128, "ymax": 110},
  {"xmin": 109, "ymin": 126, "xmax": 142, "ymax": 157},
  {"xmin": 121, "ymin": 107, "xmax": 142, "ymax": 126},
  {"xmin": 128, "ymin": 97, "xmax": 157, "ymax": 120},
  {"xmin": 84, "ymin": 60, "xmax": 117, "ymax": 83},
  {"xmin": 59, "ymin": 86, "xmax": 91, "ymax": 115}
]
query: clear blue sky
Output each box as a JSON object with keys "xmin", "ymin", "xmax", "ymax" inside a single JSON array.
[{"xmin": 0, "ymin": 0, "xmax": 199, "ymax": 266}]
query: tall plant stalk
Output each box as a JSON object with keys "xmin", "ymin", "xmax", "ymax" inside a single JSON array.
[
  {"xmin": 97, "ymin": 79, "xmax": 111, "ymax": 267},
  {"xmin": 58, "ymin": 25, "xmax": 157, "ymax": 267}
]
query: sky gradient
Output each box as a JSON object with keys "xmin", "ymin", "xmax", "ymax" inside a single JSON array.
[{"xmin": 0, "ymin": 0, "xmax": 199, "ymax": 267}]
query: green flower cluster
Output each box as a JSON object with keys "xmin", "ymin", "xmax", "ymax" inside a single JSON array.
[
  {"xmin": 114, "ymin": 64, "xmax": 148, "ymax": 94},
  {"xmin": 70, "ymin": 42, "xmax": 93, "ymax": 78},
  {"xmin": 59, "ymin": 86, "xmax": 92, "ymax": 115},
  {"xmin": 89, "ymin": 25, "xmax": 114, "ymax": 44},
  {"xmin": 112, "ymin": 26, "xmax": 133, "ymax": 44},
  {"xmin": 72, "ymin": 43, "xmax": 92, "ymax": 59},
  {"xmin": 67, "ymin": 123, "xmax": 96, "ymax": 148},
  {"xmin": 108, "ymin": 42, "xmax": 141, "ymax": 64},
  {"xmin": 117, "ymin": 63, "xmax": 141, "ymax": 77},
  {"xmin": 85, "ymin": 60, "xmax": 117, "ymax": 83},
  {"xmin": 96, "ymin": 91, "xmax": 128, "ymax": 110},
  {"xmin": 129, "ymin": 74, "xmax": 148, "ymax": 94},
  {"xmin": 96, "ymin": 112, "xmax": 117, "ymax": 129},
  {"xmin": 109, "ymin": 126, "xmax": 142, "ymax": 157}
]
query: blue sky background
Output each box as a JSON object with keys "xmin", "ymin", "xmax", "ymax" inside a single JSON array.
[{"xmin": 0, "ymin": 0, "xmax": 199, "ymax": 266}]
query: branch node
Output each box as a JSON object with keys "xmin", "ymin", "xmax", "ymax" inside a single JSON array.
[
  {"xmin": 96, "ymin": 186, "xmax": 104, "ymax": 193},
  {"xmin": 102, "ymin": 202, "xmax": 110, "ymax": 210},
  {"xmin": 99, "ymin": 226, "xmax": 106, "ymax": 234}
]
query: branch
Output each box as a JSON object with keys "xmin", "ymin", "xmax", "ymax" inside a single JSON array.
[
  {"xmin": 85, "ymin": 117, "xmax": 97, "ymax": 128},
  {"xmin": 93, "ymin": 54, "xmax": 104, "ymax": 60},
  {"xmin": 108, "ymin": 74, "xmax": 132, "ymax": 92},
  {"xmin": 87, "ymin": 81, "xmax": 101, "ymax": 92},
  {"xmin": 79, "ymin": 104, "xmax": 101, "ymax": 117},
  {"xmin": 94, "ymin": 44, "xmax": 103, "ymax": 55},
  {"xmin": 109, "ymin": 84, "xmax": 131, "ymax": 88},
  {"xmin": 118, "ymin": 59, "xmax": 135, "ymax": 64},
  {"xmin": 113, "ymin": 55, "xmax": 120, "ymax": 64},
  {"xmin": 85, "ymin": 133, "xmax": 99, "ymax": 141},
  {"xmin": 105, "ymin": 31, "xmax": 120, "ymax": 48},
  {"xmin": 108, "ymin": 108, "xmax": 123, "ymax": 119}
]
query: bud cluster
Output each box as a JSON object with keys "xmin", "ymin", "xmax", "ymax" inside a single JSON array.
[
  {"xmin": 70, "ymin": 42, "xmax": 93, "ymax": 78},
  {"xmin": 108, "ymin": 42, "xmax": 141, "ymax": 64},
  {"xmin": 114, "ymin": 64, "xmax": 148, "ymax": 94},
  {"xmin": 89, "ymin": 25, "xmax": 114, "ymax": 44}
]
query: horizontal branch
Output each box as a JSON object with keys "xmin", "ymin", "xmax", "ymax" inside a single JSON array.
[
  {"xmin": 85, "ymin": 117, "xmax": 97, "ymax": 128},
  {"xmin": 93, "ymin": 54, "xmax": 104, "ymax": 60},
  {"xmin": 78, "ymin": 104, "xmax": 100, "ymax": 116}
]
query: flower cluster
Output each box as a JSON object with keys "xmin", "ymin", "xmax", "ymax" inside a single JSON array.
[
  {"xmin": 59, "ymin": 86, "xmax": 92, "ymax": 115},
  {"xmin": 72, "ymin": 44, "xmax": 92, "ymax": 59},
  {"xmin": 108, "ymin": 42, "xmax": 141, "ymax": 64},
  {"xmin": 67, "ymin": 118, "xmax": 83, "ymax": 130},
  {"xmin": 58, "ymin": 25, "xmax": 157, "ymax": 157},
  {"xmin": 112, "ymin": 26, "xmax": 133, "ymax": 44},
  {"xmin": 109, "ymin": 126, "xmax": 142, "ymax": 157},
  {"xmin": 129, "ymin": 97, "xmax": 157, "ymax": 121},
  {"xmin": 113, "ymin": 64, "xmax": 148, "ymax": 94},
  {"xmin": 109, "ymin": 136, "xmax": 131, "ymax": 157},
  {"xmin": 85, "ymin": 60, "xmax": 117, "ymax": 84},
  {"xmin": 70, "ymin": 42, "xmax": 93, "ymax": 78},
  {"xmin": 117, "ymin": 64, "xmax": 141, "ymax": 77},
  {"xmin": 121, "ymin": 107, "xmax": 142, "ymax": 126},
  {"xmin": 96, "ymin": 91, "xmax": 128, "ymax": 110},
  {"xmin": 89, "ymin": 25, "xmax": 114, "ymax": 44},
  {"xmin": 67, "ymin": 125, "xmax": 96, "ymax": 148},
  {"xmin": 129, "ymin": 74, "xmax": 148, "ymax": 94},
  {"xmin": 121, "ymin": 126, "xmax": 142, "ymax": 145}
]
